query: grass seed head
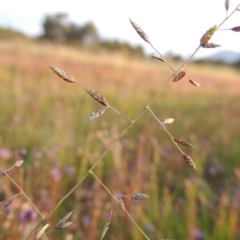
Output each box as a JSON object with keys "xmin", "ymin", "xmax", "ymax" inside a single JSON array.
[
  {"xmin": 201, "ymin": 42, "xmax": 221, "ymax": 48},
  {"xmin": 55, "ymin": 211, "xmax": 73, "ymax": 230},
  {"xmin": 49, "ymin": 65, "xmax": 75, "ymax": 83},
  {"xmin": 225, "ymin": 0, "xmax": 230, "ymax": 11},
  {"xmin": 117, "ymin": 197, "xmax": 125, "ymax": 210},
  {"xmin": 84, "ymin": 108, "xmax": 106, "ymax": 122},
  {"xmin": 189, "ymin": 79, "xmax": 200, "ymax": 87},
  {"xmin": 231, "ymin": 26, "xmax": 240, "ymax": 32},
  {"xmin": 183, "ymin": 154, "xmax": 196, "ymax": 170},
  {"xmin": 85, "ymin": 89, "xmax": 108, "ymax": 106},
  {"xmin": 35, "ymin": 224, "xmax": 50, "ymax": 240},
  {"xmin": 163, "ymin": 118, "xmax": 174, "ymax": 125},
  {"xmin": 173, "ymin": 138, "xmax": 195, "ymax": 147},
  {"xmin": 15, "ymin": 160, "xmax": 24, "ymax": 168},
  {"xmin": 173, "ymin": 71, "xmax": 186, "ymax": 82},
  {"xmin": 129, "ymin": 18, "xmax": 151, "ymax": 44},
  {"xmin": 200, "ymin": 25, "xmax": 217, "ymax": 45},
  {"xmin": 0, "ymin": 199, "xmax": 13, "ymax": 214},
  {"xmin": 101, "ymin": 207, "xmax": 113, "ymax": 240},
  {"xmin": 130, "ymin": 193, "xmax": 149, "ymax": 200},
  {"xmin": 152, "ymin": 54, "xmax": 166, "ymax": 62}
]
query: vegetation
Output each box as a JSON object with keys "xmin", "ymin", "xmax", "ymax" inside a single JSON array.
[{"xmin": 1, "ymin": 2, "xmax": 240, "ymax": 240}]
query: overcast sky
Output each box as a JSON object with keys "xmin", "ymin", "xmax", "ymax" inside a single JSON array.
[{"xmin": 1, "ymin": 0, "xmax": 240, "ymax": 59}]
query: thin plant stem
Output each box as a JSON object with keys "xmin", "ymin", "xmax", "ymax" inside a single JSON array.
[
  {"xmin": 25, "ymin": 4, "xmax": 240, "ymax": 239},
  {"xmin": 90, "ymin": 171, "xmax": 150, "ymax": 240},
  {"xmin": 75, "ymin": 81, "xmax": 133, "ymax": 122},
  {"xmin": 89, "ymin": 171, "xmax": 116, "ymax": 199},
  {"xmin": 107, "ymin": 105, "xmax": 133, "ymax": 123},
  {"xmin": 23, "ymin": 45, "xmax": 204, "ymax": 240},
  {"xmin": 149, "ymin": 42, "xmax": 175, "ymax": 72},
  {"xmin": 124, "ymin": 209, "xmax": 150, "ymax": 240},
  {"xmin": 218, "ymin": 4, "xmax": 240, "ymax": 29},
  {"xmin": 146, "ymin": 106, "xmax": 185, "ymax": 155},
  {"xmin": 0, "ymin": 168, "xmax": 44, "ymax": 219}
]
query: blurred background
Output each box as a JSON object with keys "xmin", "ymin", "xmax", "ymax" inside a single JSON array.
[{"xmin": 1, "ymin": 1, "xmax": 240, "ymax": 240}]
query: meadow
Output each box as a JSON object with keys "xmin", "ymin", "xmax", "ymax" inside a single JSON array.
[{"xmin": 0, "ymin": 38, "xmax": 240, "ymax": 240}]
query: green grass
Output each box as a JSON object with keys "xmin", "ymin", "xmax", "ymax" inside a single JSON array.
[{"xmin": 0, "ymin": 39, "xmax": 240, "ymax": 240}]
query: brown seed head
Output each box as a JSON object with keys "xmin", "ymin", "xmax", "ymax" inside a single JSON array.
[
  {"xmin": 49, "ymin": 65, "xmax": 75, "ymax": 83},
  {"xmin": 129, "ymin": 18, "xmax": 151, "ymax": 44},
  {"xmin": 173, "ymin": 71, "xmax": 186, "ymax": 82},
  {"xmin": 200, "ymin": 25, "xmax": 217, "ymax": 45},
  {"xmin": 183, "ymin": 154, "xmax": 196, "ymax": 170},
  {"xmin": 189, "ymin": 79, "xmax": 200, "ymax": 87},
  {"xmin": 231, "ymin": 26, "xmax": 240, "ymax": 32},
  {"xmin": 85, "ymin": 89, "xmax": 108, "ymax": 106},
  {"xmin": 201, "ymin": 42, "xmax": 221, "ymax": 48},
  {"xmin": 225, "ymin": 0, "xmax": 229, "ymax": 11},
  {"xmin": 152, "ymin": 54, "xmax": 166, "ymax": 62},
  {"xmin": 173, "ymin": 138, "xmax": 194, "ymax": 147}
]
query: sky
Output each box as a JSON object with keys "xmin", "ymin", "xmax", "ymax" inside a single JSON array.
[{"xmin": 1, "ymin": 0, "xmax": 240, "ymax": 59}]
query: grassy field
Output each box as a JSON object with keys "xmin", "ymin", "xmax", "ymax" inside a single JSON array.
[{"xmin": 0, "ymin": 39, "xmax": 240, "ymax": 240}]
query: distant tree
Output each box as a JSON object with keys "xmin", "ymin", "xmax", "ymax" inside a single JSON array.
[
  {"xmin": 41, "ymin": 13, "xmax": 99, "ymax": 45},
  {"xmin": 78, "ymin": 22, "xmax": 99, "ymax": 45},
  {"xmin": 42, "ymin": 13, "xmax": 70, "ymax": 42},
  {"xmin": 40, "ymin": 13, "xmax": 144, "ymax": 57}
]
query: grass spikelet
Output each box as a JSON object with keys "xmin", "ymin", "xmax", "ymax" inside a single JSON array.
[
  {"xmin": 231, "ymin": 26, "xmax": 240, "ymax": 32},
  {"xmin": 85, "ymin": 89, "xmax": 108, "ymax": 106},
  {"xmin": 200, "ymin": 25, "xmax": 217, "ymax": 45},
  {"xmin": 84, "ymin": 108, "xmax": 106, "ymax": 122},
  {"xmin": 183, "ymin": 154, "xmax": 196, "ymax": 170},
  {"xmin": 0, "ymin": 193, "xmax": 21, "ymax": 214},
  {"xmin": 189, "ymin": 79, "xmax": 200, "ymax": 87},
  {"xmin": 173, "ymin": 138, "xmax": 195, "ymax": 147},
  {"xmin": 101, "ymin": 207, "xmax": 113, "ymax": 240},
  {"xmin": 15, "ymin": 160, "xmax": 24, "ymax": 168},
  {"xmin": 152, "ymin": 54, "xmax": 166, "ymax": 62},
  {"xmin": 55, "ymin": 211, "xmax": 73, "ymax": 229},
  {"xmin": 172, "ymin": 71, "xmax": 186, "ymax": 82},
  {"xmin": 35, "ymin": 224, "xmax": 49, "ymax": 240},
  {"xmin": 201, "ymin": 43, "xmax": 221, "ymax": 48},
  {"xmin": 130, "ymin": 193, "xmax": 149, "ymax": 200},
  {"xmin": 0, "ymin": 199, "xmax": 13, "ymax": 214},
  {"xmin": 117, "ymin": 197, "xmax": 125, "ymax": 210},
  {"xmin": 218, "ymin": 26, "xmax": 240, "ymax": 32},
  {"xmin": 129, "ymin": 18, "xmax": 151, "ymax": 44},
  {"xmin": 162, "ymin": 118, "xmax": 174, "ymax": 125},
  {"xmin": 225, "ymin": 0, "xmax": 230, "ymax": 12},
  {"xmin": 49, "ymin": 65, "xmax": 75, "ymax": 83}
]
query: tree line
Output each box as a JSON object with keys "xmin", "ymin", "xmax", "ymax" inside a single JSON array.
[{"xmin": 39, "ymin": 13, "xmax": 145, "ymax": 57}]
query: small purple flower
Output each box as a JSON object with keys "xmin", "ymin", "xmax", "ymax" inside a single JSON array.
[
  {"xmin": 208, "ymin": 165, "xmax": 223, "ymax": 175},
  {"xmin": 19, "ymin": 210, "xmax": 37, "ymax": 223},
  {"xmin": 65, "ymin": 166, "xmax": 74, "ymax": 175},
  {"xmin": 191, "ymin": 227, "xmax": 203, "ymax": 240},
  {"xmin": 82, "ymin": 215, "xmax": 90, "ymax": 228},
  {"xmin": 145, "ymin": 224, "xmax": 155, "ymax": 232}
]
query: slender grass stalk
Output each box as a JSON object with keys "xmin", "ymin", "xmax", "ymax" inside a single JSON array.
[
  {"xmin": 146, "ymin": 106, "xmax": 186, "ymax": 155},
  {"xmin": 75, "ymin": 81, "xmax": 133, "ymax": 122},
  {"xmin": 89, "ymin": 171, "xmax": 150, "ymax": 240},
  {"xmin": 89, "ymin": 171, "xmax": 116, "ymax": 199},
  {"xmin": 25, "ymin": 4, "xmax": 240, "ymax": 239},
  {"xmin": 0, "ymin": 168, "xmax": 44, "ymax": 218}
]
